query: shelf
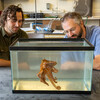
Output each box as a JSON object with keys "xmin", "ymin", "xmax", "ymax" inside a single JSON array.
[{"xmin": 25, "ymin": 17, "xmax": 100, "ymax": 21}]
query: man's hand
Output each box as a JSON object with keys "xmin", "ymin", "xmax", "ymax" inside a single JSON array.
[
  {"xmin": 61, "ymin": 61, "xmax": 84, "ymax": 70},
  {"xmin": 18, "ymin": 62, "xmax": 30, "ymax": 70},
  {"xmin": 93, "ymin": 55, "xmax": 100, "ymax": 70},
  {"xmin": 0, "ymin": 59, "xmax": 11, "ymax": 67}
]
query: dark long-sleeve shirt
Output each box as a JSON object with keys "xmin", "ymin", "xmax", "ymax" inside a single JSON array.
[{"xmin": 0, "ymin": 27, "xmax": 28, "ymax": 60}]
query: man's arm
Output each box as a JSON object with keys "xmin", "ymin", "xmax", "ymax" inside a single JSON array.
[
  {"xmin": 93, "ymin": 55, "xmax": 100, "ymax": 70},
  {"xmin": 0, "ymin": 59, "xmax": 11, "ymax": 67}
]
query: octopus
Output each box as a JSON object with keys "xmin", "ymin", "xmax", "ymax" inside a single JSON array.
[{"xmin": 37, "ymin": 59, "xmax": 61, "ymax": 90}]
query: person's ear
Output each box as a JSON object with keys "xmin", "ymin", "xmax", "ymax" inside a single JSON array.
[
  {"xmin": 80, "ymin": 20, "xmax": 86, "ymax": 38},
  {"xmin": 80, "ymin": 20, "xmax": 84, "ymax": 26}
]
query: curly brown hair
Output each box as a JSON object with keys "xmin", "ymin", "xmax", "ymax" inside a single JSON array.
[{"xmin": 0, "ymin": 5, "xmax": 24, "ymax": 27}]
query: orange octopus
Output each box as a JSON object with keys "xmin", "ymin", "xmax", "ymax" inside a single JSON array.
[{"xmin": 37, "ymin": 59, "xmax": 61, "ymax": 90}]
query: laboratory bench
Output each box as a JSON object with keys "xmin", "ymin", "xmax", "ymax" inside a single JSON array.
[{"xmin": 0, "ymin": 67, "xmax": 100, "ymax": 100}]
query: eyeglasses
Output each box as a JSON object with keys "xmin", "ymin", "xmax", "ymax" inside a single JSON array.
[{"xmin": 64, "ymin": 27, "xmax": 76, "ymax": 34}]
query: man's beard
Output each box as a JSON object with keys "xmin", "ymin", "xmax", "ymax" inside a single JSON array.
[{"xmin": 71, "ymin": 27, "xmax": 83, "ymax": 38}]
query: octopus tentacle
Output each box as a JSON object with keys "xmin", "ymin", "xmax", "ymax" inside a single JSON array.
[
  {"xmin": 52, "ymin": 67, "xmax": 58, "ymax": 73},
  {"xmin": 46, "ymin": 72, "xmax": 61, "ymax": 90},
  {"xmin": 48, "ymin": 71, "xmax": 57, "ymax": 83},
  {"xmin": 37, "ymin": 70, "xmax": 49, "ymax": 86},
  {"xmin": 40, "ymin": 72, "xmax": 49, "ymax": 86}
]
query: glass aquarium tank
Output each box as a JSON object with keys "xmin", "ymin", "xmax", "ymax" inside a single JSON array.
[{"xmin": 10, "ymin": 38, "xmax": 94, "ymax": 94}]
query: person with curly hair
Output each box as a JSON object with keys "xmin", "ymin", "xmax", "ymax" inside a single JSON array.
[{"xmin": 0, "ymin": 5, "xmax": 28, "ymax": 67}]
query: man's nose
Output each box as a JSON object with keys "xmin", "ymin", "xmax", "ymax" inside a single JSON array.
[{"xmin": 15, "ymin": 21, "xmax": 20, "ymax": 27}]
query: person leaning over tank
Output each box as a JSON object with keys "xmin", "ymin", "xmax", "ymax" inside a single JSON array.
[
  {"xmin": 0, "ymin": 5, "xmax": 28, "ymax": 67},
  {"xmin": 61, "ymin": 12, "xmax": 100, "ymax": 70}
]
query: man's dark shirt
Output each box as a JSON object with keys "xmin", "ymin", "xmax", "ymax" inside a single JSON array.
[{"xmin": 0, "ymin": 27, "xmax": 28, "ymax": 60}]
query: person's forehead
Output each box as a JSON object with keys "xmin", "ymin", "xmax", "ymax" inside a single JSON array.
[
  {"xmin": 64, "ymin": 19, "xmax": 76, "ymax": 24},
  {"xmin": 7, "ymin": 13, "xmax": 16, "ymax": 19},
  {"xmin": 62, "ymin": 19, "xmax": 77, "ymax": 28}
]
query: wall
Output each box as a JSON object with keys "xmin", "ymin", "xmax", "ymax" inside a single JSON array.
[
  {"xmin": 93, "ymin": 0, "xmax": 100, "ymax": 16},
  {"xmin": 3, "ymin": 0, "xmax": 74, "ymax": 13},
  {"xmin": 0, "ymin": 0, "xmax": 100, "ymax": 17},
  {"xmin": 0, "ymin": 0, "xmax": 3, "ymax": 10}
]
